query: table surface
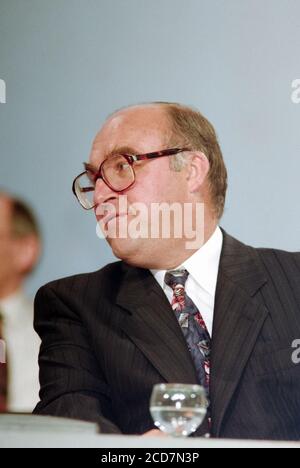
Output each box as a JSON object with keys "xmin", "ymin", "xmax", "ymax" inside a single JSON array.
[
  {"xmin": 1, "ymin": 432, "xmax": 300, "ymax": 448},
  {"xmin": 0, "ymin": 415, "xmax": 299, "ymax": 448}
]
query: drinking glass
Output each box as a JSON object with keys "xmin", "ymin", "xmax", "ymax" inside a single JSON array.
[{"xmin": 150, "ymin": 383, "xmax": 207, "ymax": 437}]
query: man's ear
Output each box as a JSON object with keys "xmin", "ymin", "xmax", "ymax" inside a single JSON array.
[
  {"xmin": 14, "ymin": 235, "xmax": 41, "ymax": 275},
  {"xmin": 186, "ymin": 151, "xmax": 210, "ymax": 193}
]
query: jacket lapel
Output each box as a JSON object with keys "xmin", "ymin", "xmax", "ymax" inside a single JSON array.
[
  {"xmin": 210, "ymin": 232, "xmax": 269, "ymax": 436},
  {"xmin": 116, "ymin": 264, "xmax": 198, "ymax": 384}
]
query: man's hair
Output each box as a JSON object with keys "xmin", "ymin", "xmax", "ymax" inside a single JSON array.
[
  {"xmin": 156, "ymin": 102, "xmax": 228, "ymax": 220},
  {"xmin": 10, "ymin": 198, "xmax": 41, "ymax": 239}
]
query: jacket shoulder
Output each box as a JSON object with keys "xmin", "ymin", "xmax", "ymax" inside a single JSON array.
[
  {"xmin": 36, "ymin": 260, "xmax": 124, "ymax": 299},
  {"xmin": 253, "ymin": 246, "xmax": 300, "ymax": 279},
  {"xmin": 223, "ymin": 230, "xmax": 300, "ymax": 263},
  {"xmin": 256, "ymin": 246, "xmax": 300, "ymax": 263}
]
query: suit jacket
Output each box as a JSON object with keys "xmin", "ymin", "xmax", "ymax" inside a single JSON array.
[{"xmin": 34, "ymin": 231, "xmax": 300, "ymax": 440}]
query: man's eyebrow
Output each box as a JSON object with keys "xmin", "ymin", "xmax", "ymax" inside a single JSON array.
[
  {"xmin": 85, "ymin": 146, "xmax": 139, "ymax": 170},
  {"xmin": 106, "ymin": 146, "xmax": 139, "ymax": 158}
]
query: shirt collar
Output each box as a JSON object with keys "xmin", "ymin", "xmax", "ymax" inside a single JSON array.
[
  {"xmin": 150, "ymin": 226, "xmax": 223, "ymax": 297},
  {"xmin": 0, "ymin": 290, "xmax": 30, "ymax": 325}
]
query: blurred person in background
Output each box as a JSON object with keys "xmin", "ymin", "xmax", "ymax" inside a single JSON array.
[{"xmin": 0, "ymin": 191, "xmax": 41, "ymax": 413}]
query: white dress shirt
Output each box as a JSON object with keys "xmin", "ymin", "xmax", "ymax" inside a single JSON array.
[
  {"xmin": 0, "ymin": 290, "xmax": 40, "ymax": 413},
  {"xmin": 150, "ymin": 226, "xmax": 223, "ymax": 337}
]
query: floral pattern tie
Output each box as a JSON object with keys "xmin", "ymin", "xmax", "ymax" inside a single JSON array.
[{"xmin": 164, "ymin": 269, "xmax": 211, "ymax": 396}]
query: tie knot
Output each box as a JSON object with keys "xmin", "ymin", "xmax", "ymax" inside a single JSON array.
[{"xmin": 164, "ymin": 269, "xmax": 189, "ymax": 290}]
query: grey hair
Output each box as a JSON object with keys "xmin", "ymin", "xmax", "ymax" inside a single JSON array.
[{"xmin": 169, "ymin": 151, "xmax": 189, "ymax": 172}]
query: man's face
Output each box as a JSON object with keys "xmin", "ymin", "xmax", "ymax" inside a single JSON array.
[
  {"xmin": 0, "ymin": 196, "xmax": 15, "ymax": 287},
  {"xmin": 89, "ymin": 106, "xmax": 191, "ymax": 269}
]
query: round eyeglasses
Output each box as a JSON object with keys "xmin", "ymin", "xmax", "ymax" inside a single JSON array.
[{"xmin": 72, "ymin": 147, "xmax": 189, "ymax": 210}]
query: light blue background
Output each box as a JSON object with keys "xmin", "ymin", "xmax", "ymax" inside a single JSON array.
[{"xmin": 0, "ymin": 0, "xmax": 299, "ymax": 297}]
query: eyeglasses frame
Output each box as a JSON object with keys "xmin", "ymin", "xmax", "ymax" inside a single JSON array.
[{"xmin": 72, "ymin": 147, "xmax": 190, "ymax": 210}]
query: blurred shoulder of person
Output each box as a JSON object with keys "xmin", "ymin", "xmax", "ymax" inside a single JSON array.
[{"xmin": 0, "ymin": 191, "xmax": 41, "ymax": 413}]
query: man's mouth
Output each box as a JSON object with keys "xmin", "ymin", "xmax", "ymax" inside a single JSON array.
[{"xmin": 100, "ymin": 212, "xmax": 129, "ymax": 230}]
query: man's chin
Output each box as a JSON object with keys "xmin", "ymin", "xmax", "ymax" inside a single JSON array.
[{"xmin": 107, "ymin": 236, "xmax": 139, "ymax": 261}]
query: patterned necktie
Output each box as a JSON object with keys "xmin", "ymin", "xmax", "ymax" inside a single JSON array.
[
  {"xmin": 0, "ymin": 313, "xmax": 8, "ymax": 413},
  {"xmin": 164, "ymin": 269, "xmax": 211, "ymax": 396}
]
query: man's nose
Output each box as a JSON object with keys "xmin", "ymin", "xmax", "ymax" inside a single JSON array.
[{"xmin": 93, "ymin": 177, "xmax": 118, "ymax": 206}]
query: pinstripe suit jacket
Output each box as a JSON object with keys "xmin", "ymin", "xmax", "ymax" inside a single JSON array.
[{"xmin": 34, "ymin": 231, "xmax": 300, "ymax": 440}]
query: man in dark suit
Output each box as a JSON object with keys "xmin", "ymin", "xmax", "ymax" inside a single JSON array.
[{"xmin": 34, "ymin": 102, "xmax": 300, "ymax": 440}]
